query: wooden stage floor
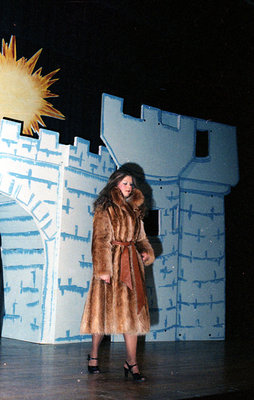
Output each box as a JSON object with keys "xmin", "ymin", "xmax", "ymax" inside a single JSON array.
[{"xmin": 0, "ymin": 338, "xmax": 253, "ymax": 400}]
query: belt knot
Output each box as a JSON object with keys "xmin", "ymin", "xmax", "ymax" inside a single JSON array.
[{"xmin": 112, "ymin": 240, "xmax": 145, "ymax": 314}]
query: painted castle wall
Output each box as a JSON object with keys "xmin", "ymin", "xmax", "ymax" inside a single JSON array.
[
  {"xmin": 0, "ymin": 92, "xmax": 239, "ymax": 343},
  {"xmin": 101, "ymin": 93, "xmax": 239, "ymax": 341},
  {"xmin": 0, "ymin": 118, "xmax": 115, "ymax": 343}
]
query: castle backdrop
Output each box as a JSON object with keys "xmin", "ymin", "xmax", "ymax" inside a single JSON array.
[{"xmin": 0, "ymin": 93, "xmax": 238, "ymax": 343}]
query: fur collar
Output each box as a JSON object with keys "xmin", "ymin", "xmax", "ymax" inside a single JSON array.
[{"xmin": 111, "ymin": 187, "xmax": 144, "ymax": 210}]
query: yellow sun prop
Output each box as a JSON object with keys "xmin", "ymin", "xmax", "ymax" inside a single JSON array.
[{"xmin": 0, "ymin": 36, "xmax": 64, "ymax": 136}]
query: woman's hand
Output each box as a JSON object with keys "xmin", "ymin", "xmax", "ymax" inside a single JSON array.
[
  {"xmin": 141, "ymin": 252, "xmax": 149, "ymax": 263},
  {"xmin": 100, "ymin": 274, "xmax": 111, "ymax": 284}
]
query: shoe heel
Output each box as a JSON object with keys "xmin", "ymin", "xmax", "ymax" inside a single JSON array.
[
  {"xmin": 124, "ymin": 360, "xmax": 146, "ymax": 382},
  {"xmin": 87, "ymin": 354, "xmax": 100, "ymax": 374}
]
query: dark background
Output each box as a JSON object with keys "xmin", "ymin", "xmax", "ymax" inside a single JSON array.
[{"xmin": 0, "ymin": 0, "xmax": 253, "ymax": 340}]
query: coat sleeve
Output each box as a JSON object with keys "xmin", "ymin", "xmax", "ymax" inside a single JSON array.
[
  {"xmin": 136, "ymin": 220, "xmax": 155, "ymax": 266},
  {"xmin": 92, "ymin": 208, "xmax": 113, "ymax": 278}
]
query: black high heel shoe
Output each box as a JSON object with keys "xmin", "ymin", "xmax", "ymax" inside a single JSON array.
[
  {"xmin": 87, "ymin": 354, "xmax": 100, "ymax": 374},
  {"xmin": 124, "ymin": 360, "xmax": 146, "ymax": 382}
]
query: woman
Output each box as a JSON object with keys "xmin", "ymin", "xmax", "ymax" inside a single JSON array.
[{"xmin": 80, "ymin": 168, "xmax": 155, "ymax": 381}]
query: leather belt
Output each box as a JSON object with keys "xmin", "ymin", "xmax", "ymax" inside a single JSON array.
[{"xmin": 112, "ymin": 240, "xmax": 145, "ymax": 314}]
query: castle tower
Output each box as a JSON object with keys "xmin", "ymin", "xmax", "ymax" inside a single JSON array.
[{"xmin": 101, "ymin": 93, "xmax": 239, "ymax": 340}]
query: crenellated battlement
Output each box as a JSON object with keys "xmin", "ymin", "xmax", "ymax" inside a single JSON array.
[
  {"xmin": 68, "ymin": 137, "xmax": 115, "ymax": 177},
  {"xmin": 0, "ymin": 119, "xmax": 115, "ymax": 178},
  {"xmin": 101, "ymin": 93, "xmax": 239, "ymax": 186}
]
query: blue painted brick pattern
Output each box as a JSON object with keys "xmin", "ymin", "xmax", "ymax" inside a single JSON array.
[{"xmin": 0, "ymin": 119, "xmax": 115, "ymax": 343}]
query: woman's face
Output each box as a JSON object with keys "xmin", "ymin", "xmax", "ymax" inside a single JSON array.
[{"xmin": 117, "ymin": 175, "xmax": 133, "ymax": 198}]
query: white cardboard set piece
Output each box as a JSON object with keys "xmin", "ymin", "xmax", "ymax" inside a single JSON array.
[{"xmin": 0, "ymin": 93, "xmax": 239, "ymax": 343}]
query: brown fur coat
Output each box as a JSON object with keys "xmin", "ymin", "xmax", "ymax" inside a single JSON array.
[{"xmin": 80, "ymin": 187, "xmax": 155, "ymax": 335}]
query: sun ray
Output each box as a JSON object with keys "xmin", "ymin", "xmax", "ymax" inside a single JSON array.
[
  {"xmin": 26, "ymin": 49, "xmax": 43, "ymax": 74},
  {"xmin": 0, "ymin": 35, "xmax": 64, "ymax": 136}
]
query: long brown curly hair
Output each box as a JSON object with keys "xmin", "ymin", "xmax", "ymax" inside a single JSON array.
[{"xmin": 93, "ymin": 168, "xmax": 138, "ymax": 211}]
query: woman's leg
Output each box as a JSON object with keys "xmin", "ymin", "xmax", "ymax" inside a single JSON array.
[
  {"xmin": 89, "ymin": 334, "xmax": 104, "ymax": 366},
  {"xmin": 123, "ymin": 333, "xmax": 140, "ymax": 373}
]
